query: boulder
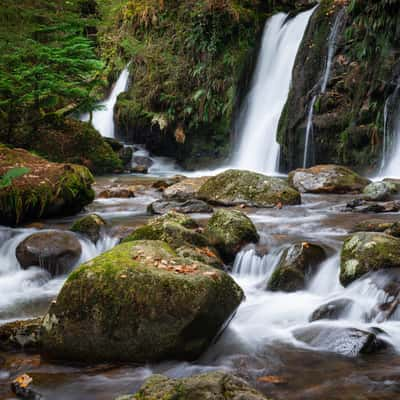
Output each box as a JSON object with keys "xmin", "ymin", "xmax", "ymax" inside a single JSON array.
[
  {"xmin": 116, "ymin": 371, "xmax": 270, "ymax": 400},
  {"xmin": 352, "ymin": 219, "xmax": 400, "ymax": 237},
  {"xmin": 0, "ymin": 318, "xmax": 42, "ymax": 351},
  {"xmin": 176, "ymin": 245, "xmax": 224, "ymax": 270},
  {"xmin": 70, "ymin": 214, "xmax": 107, "ymax": 244},
  {"xmin": 363, "ymin": 181, "xmax": 397, "ymax": 201},
  {"xmin": 133, "ymin": 155, "xmax": 154, "ymax": 168},
  {"xmin": 163, "ymin": 177, "xmax": 209, "ymax": 201},
  {"xmin": 205, "ymin": 209, "xmax": 259, "ymax": 263},
  {"xmin": 98, "ymin": 187, "xmax": 135, "ymax": 199},
  {"xmin": 267, "ymin": 242, "xmax": 326, "ymax": 292},
  {"xmin": 131, "ymin": 165, "xmax": 148, "ymax": 174},
  {"xmin": 152, "ymin": 175, "xmax": 185, "ymax": 190},
  {"xmin": 0, "ymin": 146, "xmax": 94, "ymax": 226},
  {"xmin": 340, "ymin": 232, "xmax": 400, "ymax": 286},
  {"xmin": 309, "ymin": 298, "xmax": 355, "ymax": 322},
  {"xmin": 345, "ymin": 199, "xmax": 400, "ymax": 213},
  {"xmin": 41, "ymin": 240, "xmax": 244, "ymax": 362},
  {"xmin": 148, "ymin": 199, "xmax": 212, "ymax": 215},
  {"xmin": 16, "ymin": 231, "xmax": 82, "ymax": 276},
  {"xmin": 288, "ymin": 165, "xmax": 370, "ymax": 194},
  {"xmin": 118, "ymin": 147, "xmax": 133, "ymax": 167},
  {"xmin": 198, "ymin": 169, "xmax": 301, "ymax": 207}
]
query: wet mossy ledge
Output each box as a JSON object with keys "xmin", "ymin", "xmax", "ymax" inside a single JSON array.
[{"xmin": 0, "ymin": 146, "xmax": 95, "ymax": 226}]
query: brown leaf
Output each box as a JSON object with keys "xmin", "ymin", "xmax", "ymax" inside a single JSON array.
[
  {"xmin": 257, "ymin": 375, "xmax": 286, "ymax": 384},
  {"xmin": 13, "ymin": 374, "xmax": 33, "ymax": 389}
]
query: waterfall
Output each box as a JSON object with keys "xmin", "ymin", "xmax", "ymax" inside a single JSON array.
[
  {"xmin": 233, "ymin": 8, "xmax": 315, "ymax": 174},
  {"xmin": 303, "ymin": 8, "xmax": 346, "ymax": 168},
  {"xmin": 81, "ymin": 66, "xmax": 130, "ymax": 138}
]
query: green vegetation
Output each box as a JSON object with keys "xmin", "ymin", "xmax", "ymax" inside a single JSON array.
[{"xmin": 0, "ymin": 167, "xmax": 30, "ymax": 189}]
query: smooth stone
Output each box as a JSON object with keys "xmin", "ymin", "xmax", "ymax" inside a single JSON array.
[{"xmin": 148, "ymin": 199, "xmax": 212, "ymax": 215}]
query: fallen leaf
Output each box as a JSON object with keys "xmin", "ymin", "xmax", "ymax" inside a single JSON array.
[
  {"xmin": 13, "ymin": 374, "xmax": 32, "ymax": 389},
  {"xmin": 257, "ymin": 375, "xmax": 286, "ymax": 384}
]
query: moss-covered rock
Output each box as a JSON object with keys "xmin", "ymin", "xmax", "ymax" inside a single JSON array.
[
  {"xmin": 288, "ymin": 165, "xmax": 370, "ymax": 193},
  {"xmin": 205, "ymin": 209, "xmax": 259, "ymax": 263},
  {"xmin": 41, "ymin": 240, "xmax": 243, "ymax": 362},
  {"xmin": 148, "ymin": 199, "xmax": 213, "ymax": 215},
  {"xmin": 198, "ymin": 169, "xmax": 301, "ymax": 207},
  {"xmin": 70, "ymin": 214, "xmax": 107, "ymax": 244},
  {"xmin": 352, "ymin": 219, "xmax": 400, "ymax": 237},
  {"xmin": 340, "ymin": 232, "xmax": 400, "ymax": 286},
  {"xmin": 0, "ymin": 146, "xmax": 95, "ymax": 225},
  {"xmin": 0, "ymin": 318, "xmax": 42, "ymax": 351},
  {"xmin": 268, "ymin": 242, "xmax": 326, "ymax": 292},
  {"xmin": 116, "ymin": 371, "xmax": 271, "ymax": 400},
  {"xmin": 163, "ymin": 177, "xmax": 209, "ymax": 201},
  {"xmin": 362, "ymin": 181, "xmax": 398, "ymax": 201}
]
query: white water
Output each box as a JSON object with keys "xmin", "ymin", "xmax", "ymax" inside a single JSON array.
[
  {"xmin": 81, "ymin": 67, "xmax": 130, "ymax": 138},
  {"xmin": 233, "ymin": 9, "xmax": 315, "ymax": 174}
]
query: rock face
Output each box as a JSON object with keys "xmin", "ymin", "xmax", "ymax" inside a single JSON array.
[
  {"xmin": 116, "ymin": 372, "xmax": 270, "ymax": 400},
  {"xmin": 198, "ymin": 169, "xmax": 301, "ymax": 207},
  {"xmin": 70, "ymin": 214, "xmax": 107, "ymax": 244},
  {"xmin": 148, "ymin": 199, "xmax": 212, "ymax": 215},
  {"xmin": 0, "ymin": 318, "xmax": 42, "ymax": 350},
  {"xmin": 309, "ymin": 298, "xmax": 355, "ymax": 322},
  {"xmin": 16, "ymin": 231, "xmax": 82, "ymax": 276},
  {"xmin": 0, "ymin": 146, "xmax": 95, "ymax": 225},
  {"xmin": 205, "ymin": 209, "xmax": 259, "ymax": 263},
  {"xmin": 163, "ymin": 177, "xmax": 209, "ymax": 201},
  {"xmin": 340, "ymin": 232, "xmax": 400, "ymax": 286},
  {"xmin": 268, "ymin": 242, "xmax": 326, "ymax": 292},
  {"xmin": 363, "ymin": 181, "xmax": 398, "ymax": 201},
  {"xmin": 288, "ymin": 165, "xmax": 370, "ymax": 194},
  {"xmin": 41, "ymin": 240, "xmax": 243, "ymax": 362}
]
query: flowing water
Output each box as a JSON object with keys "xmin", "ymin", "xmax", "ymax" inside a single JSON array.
[{"xmin": 233, "ymin": 9, "xmax": 315, "ymax": 174}]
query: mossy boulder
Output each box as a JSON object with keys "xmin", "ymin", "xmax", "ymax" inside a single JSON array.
[
  {"xmin": 198, "ymin": 169, "xmax": 301, "ymax": 207},
  {"xmin": 0, "ymin": 146, "xmax": 95, "ymax": 225},
  {"xmin": 362, "ymin": 181, "xmax": 398, "ymax": 201},
  {"xmin": 267, "ymin": 242, "xmax": 326, "ymax": 292},
  {"xmin": 70, "ymin": 214, "xmax": 107, "ymax": 244},
  {"xmin": 288, "ymin": 165, "xmax": 370, "ymax": 194},
  {"xmin": 340, "ymin": 232, "xmax": 400, "ymax": 286},
  {"xmin": 41, "ymin": 240, "xmax": 243, "ymax": 362},
  {"xmin": 116, "ymin": 371, "xmax": 270, "ymax": 400},
  {"xmin": 205, "ymin": 209, "xmax": 259, "ymax": 263}
]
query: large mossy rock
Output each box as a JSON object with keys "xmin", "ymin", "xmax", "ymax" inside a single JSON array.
[
  {"xmin": 116, "ymin": 372, "xmax": 270, "ymax": 400},
  {"xmin": 340, "ymin": 232, "xmax": 400, "ymax": 286},
  {"xmin": 16, "ymin": 231, "xmax": 82, "ymax": 276},
  {"xmin": 0, "ymin": 146, "xmax": 95, "ymax": 225},
  {"xmin": 205, "ymin": 209, "xmax": 259, "ymax": 263},
  {"xmin": 267, "ymin": 242, "xmax": 326, "ymax": 292},
  {"xmin": 41, "ymin": 240, "xmax": 243, "ymax": 362},
  {"xmin": 70, "ymin": 214, "xmax": 107, "ymax": 244},
  {"xmin": 288, "ymin": 165, "xmax": 370, "ymax": 194},
  {"xmin": 198, "ymin": 169, "xmax": 301, "ymax": 207}
]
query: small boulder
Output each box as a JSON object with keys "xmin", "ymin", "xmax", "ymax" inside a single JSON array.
[
  {"xmin": 205, "ymin": 209, "xmax": 259, "ymax": 263},
  {"xmin": 363, "ymin": 181, "xmax": 397, "ymax": 201},
  {"xmin": 148, "ymin": 199, "xmax": 212, "ymax": 215},
  {"xmin": 133, "ymin": 155, "xmax": 153, "ymax": 168},
  {"xmin": 198, "ymin": 169, "xmax": 300, "ymax": 207},
  {"xmin": 152, "ymin": 175, "xmax": 185, "ymax": 190},
  {"xmin": 352, "ymin": 219, "xmax": 400, "ymax": 237},
  {"xmin": 0, "ymin": 318, "xmax": 42, "ymax": 351},
  {"xmin": 267, "ymin": 242, "xmax": 326, "ymax": 292},
  {"xmin": 16, "ymin": 231, "xmax": 82, "ymax": 276},
  {"xmin": 163, "ymin": 177, "xmax": 209, "ymax": 201},
  {"xmin": 98, "ymin": 187, "xmax": 135, "ymax": 199},
  {"xmin": 70, "ymin": 214, "xmax": 107, "ymax": 244},
  {"xmin": 118, "ymin": 147, "xmax": 133, "ymax": 167},
  {"xmin": 345, "ymin": 199, "xmax": 400, "ymax": 213},
  {"xmin": 176, "ymin": 245, "xmax": 224, "ymax": 270},
  {"xmin": 340, "ymin": 232, "xmax": 400, "ymax": 286},
  {"xmin": 41, "ymin": 240, "xmax": 244, "ymax": 362},
  {"xmin": 288, "ymin": 165, "xmax": 370, "ymax": 194},
  {"xmin": 131, "ymin": 165, "xmax": 148, "ymax": 174},
  {"xmin": 309, "ymin": 298, "xmax": 355, "ymax": 322}
]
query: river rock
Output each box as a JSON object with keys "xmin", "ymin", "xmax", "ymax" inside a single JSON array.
[
  {"xmin": 205, "ymin": 209, "xmax": 259, "ymax": 263},
  {"xmin": 41, "ymin": 240, "xmax": 243, "ymax": 362},
  {"xmin": 116, "ymin": 371, "xmax": 269, "ymax": 400},
  {"xmin": 148, "ymin": 199, "xmax": 212, "ymax": 215},
  {"xmin": 98, "ymin": 187, "xmax": 135, "ymax": 199},
  {"xmin": 131, "ymin": 165, "xmax": 148, "ymax": 174},
  {"xmin": 345, "ymin": 199, "xmax": 400, "ymax": 213},
  {"xmin": 163, "ymin": 177, "xmax": 209, "ymax": 201},
  {"xmin": 152, "ymin": 175, "xmax": 185, "ymax": 190},
  {"xmin": 0, "ymin": 318, "xmax": 42, "ymax": 350},
  {"xmin": 176, "ymin": 245, "xmax": 224, "ymax": 270},
  {"xmin": 340, "ymin": 232, "xmax": 400, "ymax": 286},
  {"xmin": 352, "ymin": 219, "xmax": 400, "ymax": 237},
  {"xmin": 288, "ymin": 165, "xmax": 370, "ymax": 194},
  {"xmin": 70, "ymin": 214, "xmax": 107, "ymax": 244},
  {"xmin": 16, "ymin": 231, "xmax": 82, "ymax": 276},
  {"xmin": 309, "ymin": 298, "xmax": 355, "ymax": 322},
  {"xmin": 268, "ymin": 242, "xmax": 326, "ymax": 292},
  {"xmin": 133, "ymin": 155, "xmax": 153, "ymax": 168},
  {"xmin": 363, "ymin": 181, "xmax": 397, "ymax": 201},
  {"xmin": 293, "ymin": 325, "xmax": 388, "ymax": 357},
  {"xmin": 118, "ymin": 146, "xmax": 133, "ymax": 167},
  {"xmin": 198, "ymin": 169, "xmax": 301, "ymax": 207}
]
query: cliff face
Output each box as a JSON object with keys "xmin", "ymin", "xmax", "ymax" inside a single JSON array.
[{"xmin": 278, "ymin": 0, "xmax": 400, "ymax": 174}]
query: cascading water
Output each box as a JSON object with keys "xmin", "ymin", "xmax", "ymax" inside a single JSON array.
[
  {"xmin": 81, "ymin": 66, "xmax": 130, "ymax": 138},
  {"xmin": 233, "ymin": 8, "xmax": 315, "ymax": 174}
]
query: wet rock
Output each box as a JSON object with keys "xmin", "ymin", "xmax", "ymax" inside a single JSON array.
[
  {"xmin": 131, "ymin": 165, "xmax": 148, "ymax": 174},
  {"xmin": 103, "ymin": 137, "xmax": 124, "ymax": 152},
  {"xmin": 148, "ymin": 199, "xmax": 212, "ymax": 215},
  {"xmin": 98, "ymin": 187, "xmax": 135, "ymax": 199},
  {"xmin": 70, "ymin": 214, "xmax": 107, "ymax": 244},
  {"xmin": 16, "ymin": 231, "xmax": 82, "ymax": 276},
  {"xmin": 116, "ymin": 371, "xmax": 269, "ymax": 400},
  {"xmin": 288, "ymin": 165, "xmax": 370, "ymax": 194},
  {"xmin": 309, "ymin": 298, "xmax": 355, "ymax": 322},
  {"xmin": 352, "ymin": 219, "xmax": 400, "ymax": 238},
  {"xmin": 109, "ymin": 225, "xmax": 136, "ymax": 243},
  {"xmin": 41, "ymin": 240, "xmax": 244, "ymax": 362},
  {"xmin": 163, "ymin": 177, "xmax": 209, "ymax": 201},
  {"xmin": 0, "ymin": 318, "xmax": 42, "ymax": 351},
  {"xmin": 152, "ymin": 175, "xmax": 185, "ymax": 190},
  {"xmin": 268, "ymin": 242, "xmax": 326, "ymax": 292},
  {"xmin": 133, "ymin": 155, "xmax": 154, "ymax": 168},
  {"xmin": 176, "ymin": 245, "xmax": 225, "ymax": 270},
  {"xmin": 293, "ymin": 325, "xmax": 388, "ymax": 357},
  {"xmin": 344, "ymin": 199, "xmax": 400, "ymax": 213},
  {"xmin": 198, "ymin": 169, "xmax": 301, "ymax": 207},
  {"xmin": 205, "ymin": 209, "xmax": 259, "ymax": 263},
  {"xmin": 363, "ymin": 181, "xmax": 397, "ymax": 201},
  {"xmin": 118, "ymin": 147, "xmax": 133, "ymax": 167},
  {"xmin": 340, "ymin": 232, "xmax": 400, "ymax": 286}
]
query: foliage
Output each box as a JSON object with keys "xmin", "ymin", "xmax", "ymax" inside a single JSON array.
[{"xmin": 0, "ymin": 167, "xmax": 30, "ymax": 189}]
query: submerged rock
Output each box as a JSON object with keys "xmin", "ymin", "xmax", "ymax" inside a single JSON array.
[
  {"xmin": 116, "ymin": 371, "xmax": 270, "ymax": 400},
  {"xmin": 340, "ymin": 232, "xmax": 400, "ymax": 286},
  {"xmin": 16, "ymin": 231, "xmax": 82, "ymax": 276},
  {"xmin": 205, "ymin": 209, "xmax": 259, "ymax": 263},
  {"xmin": 198, "ymin": 169, "xmax": 301, "ymax": 207},
  {"xmin": 148, "ymin": 199, "xmax": 212, "ymax": 215},
  {"xmin": 288, "ymin": 165, "xmax": 370, "ymax": 194},
  {"xmin": 41, "ymin": 240, "xmax": 243, "ymax": 362},
  {"xmin": 268, "ymin": 242, "xmax": 326, "ymax": 292},
  {"xmin": 309, "ymin": 298, "xmax": 355, "ymax": 322},
  {"xmin": 70, "ymin": 214, "xmax": 107, "ymax": 244},
  {"xmin": 0, "ymin": 318, "xmax": 42, "ymax": 350},
  {"xmin": 163, "ymin": 177, "xmax": 209, "ymax": 201},
  {"xmin": 363, "ymin": 181, "xmax": 398, "ymax": 201}
]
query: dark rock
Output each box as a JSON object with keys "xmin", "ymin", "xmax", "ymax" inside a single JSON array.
[
  {"xmin": 0, "ymin": 318, "xmax": 42, "ymax": 351},
  {"xmin": 131, "ymin": 165, "xmax": 148, "ymax": 174},
  {"xmin": 70, "ymin": 214, "xmax": 107, "ymax": 244},
  {"xmin": 309, "ymin": 298, "xmax": 355, "ymax": 322},
  {"xmin": 148, "ymin": 199, "xmax": 212, "ymax": 215},
  {"xmin": 352, "ymin": 219, "xmax": 400, "ymax": 238},
  {"xmin": 345, "ymin": 200, "xmax": 400, "ymax": 213},
  {"xmin": 133, "ymin": 155, "xmax": 154, "ymax": 168}
]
